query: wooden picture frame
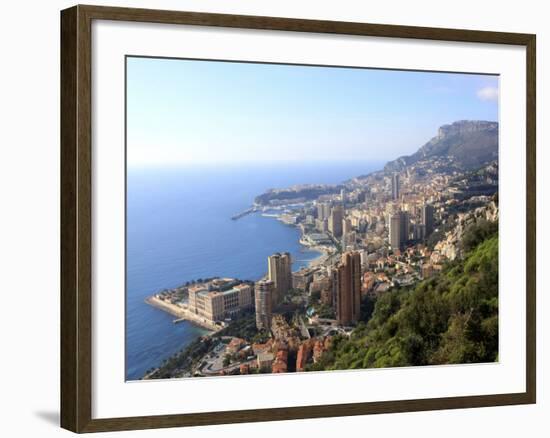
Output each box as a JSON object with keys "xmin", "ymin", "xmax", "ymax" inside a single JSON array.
[{"xmin": 61, "ymin": 4, "xmax": 536, "ymax": 433}]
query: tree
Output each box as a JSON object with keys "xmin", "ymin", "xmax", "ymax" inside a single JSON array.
[
  {"xmin": 461, "ymin": 219, "xmax": 498, "ymax": 253},
  {"xmin": 359, "ymin": 294, "xmax": 376, "ymax": 323},
  {"xmin": 222, "ymin": 354, "xmax": 231, "ymax": 367}
]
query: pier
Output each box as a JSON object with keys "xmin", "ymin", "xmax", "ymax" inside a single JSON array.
[{"xmin": 231, "ymin": 206, "xmax": 256, "ymax": 220}]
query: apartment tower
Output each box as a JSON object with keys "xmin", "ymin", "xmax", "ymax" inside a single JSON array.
[
  {"xmin": 421, "ymin": 204, "xmax": 435, "ymax": 237},
  {"xmin": 392, "ymin": 173, "xmax": 400, "ymax": 200},
  {"xmin": 329, "ymin": 204, "xmax": 344, "ymax": 238},
  {"xmin": 268, "ymin": 252, "xmax": 292, "ymax": 306},
  {"xmin": 255, "ymin": 280, "xmax": 274, "ymax": 331},
  {"xmin": 334, "ymin": 251, "xmax": 362, "ymax": 325}
]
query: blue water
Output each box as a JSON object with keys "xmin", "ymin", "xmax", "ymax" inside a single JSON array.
[{"xmin": 126, "ymin": 161, "xmax": 382, "ymax": 380}]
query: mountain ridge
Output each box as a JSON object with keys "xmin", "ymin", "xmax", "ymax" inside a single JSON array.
[{"xmin": 384, "ymin": 120, "xmax": 498, "ymax": 173}]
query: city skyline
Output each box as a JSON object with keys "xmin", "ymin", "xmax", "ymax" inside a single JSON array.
[{"xmin": 126, "ymin": 57, "xmax": 498, "ymax": 168}]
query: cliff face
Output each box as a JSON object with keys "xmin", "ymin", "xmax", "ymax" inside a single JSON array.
[
  {"xmin": 385, "ymin": 120, "xmax": 498, "ymax": 172},
  {"xmin": 435, "ymin": 199, "xmax": 499, "ymax": 261},
  {"xmin": 436, "ymin": 120, "xmax": 498, "ymax": 140}
]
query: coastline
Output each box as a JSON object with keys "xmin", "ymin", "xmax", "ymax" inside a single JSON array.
[
  {"xmin": 307, "ymin": 248, "xmax": 331, "ymax": 268},
  {"xmin": 127, "ymin": 162, "xmax": 382, "ymax": 379},
  {"xmin": 145, "ymin": 296, "xmax": 220, "ymax": 332},
  {"xmin": 276, "ymin": 212, "xmax": 333, "ymax": 269},
  {"xmin": 258, "ymin": 208, "xmax": 330, "ymax": 269},
  {"xmin": 299, "ymin": 240, "xmax": 331, "ymax": 268},
  {"xmin": 143, "ymin": 213, "xmax": 325, "ymax": 338}
]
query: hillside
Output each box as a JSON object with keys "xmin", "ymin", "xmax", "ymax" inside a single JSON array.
[
  {"xmin": 254, "ymin": 184, "xmax": 343, "ymax": 206},
  {"xmin": 385, "ymin": 120, "xmax": 498, "ymax": 172},
  {"xmin": 308, "ymin": 221, "xmax": 499, "ymax": 371}
]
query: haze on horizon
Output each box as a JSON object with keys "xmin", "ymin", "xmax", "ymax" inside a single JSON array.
[{"xmin": 126, "ymin": 57, "xmax": 499, "ymax": 168}]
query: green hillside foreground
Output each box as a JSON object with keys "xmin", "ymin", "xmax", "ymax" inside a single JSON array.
[{"xmin": 309, "ymin": 225, "xmax": 499, "ymax": 371}]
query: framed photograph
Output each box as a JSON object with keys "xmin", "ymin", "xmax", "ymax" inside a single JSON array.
[{"xmin": 60, "ymin": 5, "xmax": 536, "ymax": 433}]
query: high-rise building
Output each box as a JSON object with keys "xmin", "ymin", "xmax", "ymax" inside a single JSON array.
[
  {"xmin": 343, "ymin": 231, "xmax": 356, "ymax": 248},
  {"xmin": 389, "ymin": 213, "xmax": 401, "ymax": 249},
  {"xmin": 333, "ymin": 251, "xmax": 362, "ymax": 325},
  {"xmin": 255, "ymin": 280, "xmax": 274, "ymax": 330},
  {"xmin": 324, "ymin": 203, "xmax": 332, "ymax": 220},
  {"xmin": 329, "ymin": 205, "xmax": 343, "ymax": 237},
  {"xmin": 400, "ymin": 211, "xmax": 410, "ymax": 244},
  {"xmin": 315, "ymin": 218, "xmax": 328, "ymax": 233},
  {"xmin": 340, "ymin": 188, "xmax": 346, "ymax": 203},
  {"xmin": 389, "ymin": 211, "xmax": 409, "ymax": 250},
  {"xmin": 413, "ymin": 223, "xmax": 426, "ymax": 241},
  {"xmin": 328, "ymin": 266, "xmax": 338, "ymax": 313},
  {"xmin": 268, "ymin": 252, "xmax": 292, "ymax": 306},
  {"xmin": 317, "ymin": 202, "xmax": 331, "ymax": 221},
  {"xmin": 342, "ymin": 218, "xmax": 352, "ymax": 235},
  {"xmin": 421, "ymin": 204, "xmax": 435, "ymax": 237},
  {"xmin": 392, "ymin": 174, "xmax": 400, "ymax": 200}
]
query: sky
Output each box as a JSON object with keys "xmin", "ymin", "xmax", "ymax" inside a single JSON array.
[{"xmin": 126, "ymin": 57, "xmax": 498, "ymax": 168}]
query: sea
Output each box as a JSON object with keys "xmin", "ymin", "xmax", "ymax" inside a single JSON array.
[{"xmin": 126, "ymin": 161, "xmax": 383, "ymax": 380}]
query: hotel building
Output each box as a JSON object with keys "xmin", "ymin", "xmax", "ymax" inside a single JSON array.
[{"xmin": 188, "ymin": 283, "xmax": 254, "ymax": 323}]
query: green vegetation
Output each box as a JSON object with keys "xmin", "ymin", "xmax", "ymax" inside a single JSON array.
[
  {"xmin": 461, "ymin": 218, "xmax": 498, "ymax": 253},
  {"xmin": 152, "ymin": 337, "xmax": 214, "ymax": 379},
  {"xmin": 309, "ymin": 289, "xmax": 336, "ymax": 319},
  {"xmin": 309, "ymin": 223, "xmax": 498, "ymax": 371},
  {"xmin": 214, "ymin": 313, "xmax": 270, "ymax": 343},
  {"xmin": 359, "ymin": 294, "xmax": 376, "ymax": 323},
  {"xmin": 315, "ymin": 303, "xmax": 336, "ymax": 319},
  {"xmin": 222, "ymin": 354, "xmax": 232, "ymax": 367}
]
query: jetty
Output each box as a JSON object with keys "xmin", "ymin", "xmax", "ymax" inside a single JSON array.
[{"xmin": 231, "ymin": 206, "xmax": 256, "ymax": 220}]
